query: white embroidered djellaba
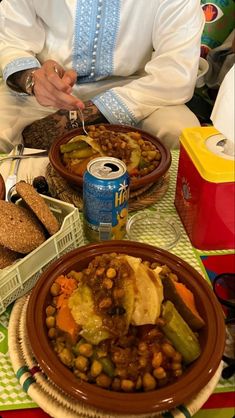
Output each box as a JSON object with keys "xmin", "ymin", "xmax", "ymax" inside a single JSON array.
[{"xmin": 0, "ymin": 0, "xmax": 204, "ymax": 151}]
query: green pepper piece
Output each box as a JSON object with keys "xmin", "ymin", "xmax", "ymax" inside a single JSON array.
[
  {"xmin": 66, "ymin": 147, "xmax": 96, "ymax": 159},
  {"xmin": 99, "ymin": 357, "xmax": 115, "ymax": 377},
  {"xmin": 60, "ymin": 140, "xmax": 89, "ymax": 154},
  {"xmin": 161, "ymin": 300, "xmax": 201, "ymax": 364},
  {"xmin": 138, "ymin": 157, "xmax": 149, "ymax": 169}
]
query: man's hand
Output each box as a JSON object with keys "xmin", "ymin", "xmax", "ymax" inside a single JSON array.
[
  {"xmin": 32, "ymin": 60, "xmax": 84, "ymax": 110},
  {"xmin": 8, "ymin": 59, "xmax": 84, "ymax": 110}
]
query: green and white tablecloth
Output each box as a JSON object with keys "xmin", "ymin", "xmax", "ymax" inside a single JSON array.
[{"xmin": 0, "ymin": 151, "xmax": 234, "ymax": 417}]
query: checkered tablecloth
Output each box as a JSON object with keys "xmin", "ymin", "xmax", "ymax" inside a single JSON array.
[{"xmin": 0, "ymin": 151, "xmax": 234, "ymax": 418}]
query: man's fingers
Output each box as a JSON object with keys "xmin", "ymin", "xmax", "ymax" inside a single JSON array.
[
  {"xmin": 62, "ymin": 69, "xmax": 77, "ymax": 86},
  {"xmin": 33, "ymin": 60, "xmax": 83, "ymax": 110},
  {"xmin": 34, "ymin": 82, "xmax": 84, "ymax": 110}
]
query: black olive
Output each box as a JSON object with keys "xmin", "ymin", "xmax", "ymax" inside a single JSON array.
[
  {"xmin": 107, "ymin": 306, "xmax": 126, "ymax": 316},
  {"xmin": 32, "ymin": 176, "xmax": 50, "ymax": 195}
]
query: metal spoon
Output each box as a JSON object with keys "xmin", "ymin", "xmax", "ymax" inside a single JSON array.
[
  {"xmin": 69, "ymin": 109, "xmax": 89, "ymax": 136},
  {"xmin": 77, "ymin": 108, "xmax": 89, "ymax": 136}
]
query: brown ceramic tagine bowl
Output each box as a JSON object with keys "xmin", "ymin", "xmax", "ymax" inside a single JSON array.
[
  {"xmin": 0, "ymin": 174, "xmax": 5, "ymax": 200},
  {"xmin": 26, "ymin": 241, "xmax": 225, "ymax": 415},
  {"xmin": 49, "ymin": 124, "xmax": 171, "ymax": 191}
]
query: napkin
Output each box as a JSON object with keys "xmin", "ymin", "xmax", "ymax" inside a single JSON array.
[
  {"xmin": 0, "ymin": 148, "xmax": 49, "ymax": 184},
  {"xmin": 210, "ymin": 65, "xmax": 235, "ymax": 157}
]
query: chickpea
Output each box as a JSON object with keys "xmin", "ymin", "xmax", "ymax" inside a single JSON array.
[
  {"xmin": 113, "ymin": 288, "xmax": 125, "ymax": 299},
  {"xmin": 138, "ymin": 341, "xmax": 148, "ymax": 353},
  {"xmin": 96, "ymin": 373, "xmax": 112, "ymax": 388},
  {"xmin": 46, "ymin": 316, "xmax": 55, "ymax": 329},
  {"xmin": 121, "ymin": 379, "xmax": 135, "ymax": 392},
  {"xmin": 78, "ymin": 343, "xmax": 93, "ymax": 358},
  {"xmin": 50, "ymin": 282, "xmax": 61, "ymax": 296},
  {"xmin": 130, "ymin": 132, "xmax": 141, "ymax": 140},
  {"xmin": 75, "ymin": 356, "xmax": 89, "ymax": 372},
  {"xmin": 46, "ymin": 305, "xmax": 56, "ymax": 317},
  {"xmin": 153, "ymin": 367, "xmax": 167, "ymax": 380},
  {"xmin": 96, "ymin": 267, "xmax": 105, "ymax": 276},
  {"xmin": 54, "ymin": 340, "xmax": 65, "ymax": 354},
  {"xmin": 84, "ymin": 267, "xmax": 92, "ymax": 275},
  {"xmin": 142, "ymin": 373, "xmax": 157, "ymax": 391},
  {"xmin": 171, "ymin": 362, "xmax": 182, "ymax": 371},
  {"xmin": 58, "ymin": 348, "xmax": 74, "ymax": 367},
  {"xmin": 146, "ymin": 328, "xmax": 160, "ymax": 340},
  {"xmin": 147, "ymin": 150, "xmax": 157, "ymax": 161},
  {"xmin": 74, "ymin": 370, "xmax": 88, "ymax": 381},
  {"xmin": 162, "ymin": 343, "xmax": 176, "ymax": 358},
  {"xmin": 136, "ymin": 375, "xmax": 142, "ymax": 390},
  {"xmin": 102, "ymin": 278, "xmax": 113, "ymax": 289},
  {"xmin": 90, "ymin": 360, "xmax": 103, "ymax": 377},
  {"xmin": 138, "ymin": 356, "xmax": 148, "ymax": 368},
  {"xmin": 138, "ymin": 139, "xmax": 145, "ymax": 146},
  {"xmin": 161, "ymin": 265, "xmax": 171, "ymax": 275},
  {"xmin": 173, "ymin": 369, "xmax": 183, "ymax": 377},
  {"xmin": 48, "ymin": 327, "xmax": 57, "ymax": 339},
  {"xmin": 152, "ymin": 352, "xmax": 163, "ymax": 368},
  {"xmin": 52, "ymin": 297, "xmax": 57, "ymax": 306},
  {"xmin": 115, "ymin": 368, "xmax": 127, "ymax": 378},
  {"xmin": 99, "ymin": 297, "xmax": 112, "ymax": 309},
  {"xmin": 112, "ymin": 377, "xmax": 121, "ymax": 391},
  {"xmin": 106, "ymin": 267, "xmax": 117, "ymax": 279},
  {"xmin": 173, "ymin": 352, "xmax": 182, "ymax": 363},
  {"xmin": 169, "ymin": 272, "xmax": 178, "ymax": 281},
  {"xmin": 68, "ymin": 270, "xmax": 83, "ymax": 282}
]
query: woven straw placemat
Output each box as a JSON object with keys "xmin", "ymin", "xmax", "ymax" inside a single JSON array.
[
  {"xmin": 45, "ymin": 163, "xmax": 170, "ymax": 212},
  {"xmin": 8, "ymin": 294, "xmax": 222, "ymax": 418}
]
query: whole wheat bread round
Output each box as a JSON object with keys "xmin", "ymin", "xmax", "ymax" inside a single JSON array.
[
  {"xmin": 16, "ymin": 181, "xmax": 60, "ymax": 235},
  {"xmin": 0, "ymin": 201, "xmax": 46, "ymax": 254},
  {"xmin": 0, "ymin": 245, "xmax": 20, "ymax": 269}
]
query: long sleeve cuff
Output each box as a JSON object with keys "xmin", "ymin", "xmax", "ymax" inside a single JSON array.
[
  {"xmin": 92, "ymin": 90, "xmax": 138, "ymax": 126},
  {"xmin": 3, "ymin": 57, "xmax": 41, "ymax": 81}
]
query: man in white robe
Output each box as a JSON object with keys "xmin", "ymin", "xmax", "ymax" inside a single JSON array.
[{"xmin": 0, "ymin": 0, "xmax": 204, "ymax": 153}]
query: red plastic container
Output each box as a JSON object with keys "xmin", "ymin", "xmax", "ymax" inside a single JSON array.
[{"xmin": 175, "ymin": 127, "xmax": 235, "ymax": 250}]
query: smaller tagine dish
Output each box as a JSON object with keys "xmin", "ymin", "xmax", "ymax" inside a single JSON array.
[{"xmin": 49, "ymin": 124, "xmax": 171, "ymax": 191}]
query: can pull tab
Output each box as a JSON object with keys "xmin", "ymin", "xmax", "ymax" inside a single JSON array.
[{"xmin": 98, "ymin": 163, "xmax": 120, "ymax": 177}]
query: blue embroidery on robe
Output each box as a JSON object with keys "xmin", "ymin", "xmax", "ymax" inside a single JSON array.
[
  {"xmin": 3, "ymin": 57, "xmax": 41, "ymax": 81},
  {"xmin": 93, "ymin": 90, "xmax": 138, "ymax": 126},
  {"xmin": 73, "ymin": 0, "xmax": 120, "ymax": 83}
]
